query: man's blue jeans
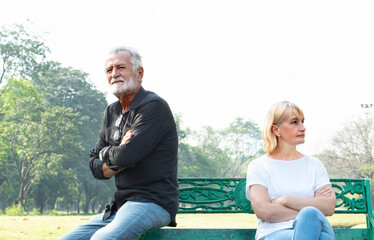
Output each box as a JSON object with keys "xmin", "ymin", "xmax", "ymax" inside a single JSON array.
[
  {"xmin": 59, "ymin": 201, "xmax": 171, "ymax": 240},
  {"xmin": 261, "ymin": 206, "xmax": 336, "ymax": 240}
]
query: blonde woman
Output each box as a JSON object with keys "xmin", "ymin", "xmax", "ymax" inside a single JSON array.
[{"xmin": 246, "ymin": 101, "xmax": 336, "ymax": 240}]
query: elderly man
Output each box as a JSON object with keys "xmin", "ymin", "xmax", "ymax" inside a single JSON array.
[{"xmin": 60, "ymin": 46, "xmax": 179, "ymax": 240}]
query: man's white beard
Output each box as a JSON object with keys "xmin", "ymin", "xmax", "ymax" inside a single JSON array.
[{"xmin": 110, "ymin": 75, "xmax": 138, "ymax": 98}]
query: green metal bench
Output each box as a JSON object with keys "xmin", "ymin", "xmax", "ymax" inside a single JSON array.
[{"xmin": 142, "ymin": 178, "xmax": 374, "ymax": 240}]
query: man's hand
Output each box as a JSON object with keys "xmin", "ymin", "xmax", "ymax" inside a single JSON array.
[
  {"xmin": 120, "ymin": 130, "xmax": 133, "ymax": 145},
  {"xmin": 102, "ymin": 162, "xmax": 125, "ymax": 178},
  {"xmin": 100, "ymin": 130, "xmax": 132, "ymax": 179},
  {"xmin": 102, "ymin": 162, "xmax": 117, "ymax": 178}
]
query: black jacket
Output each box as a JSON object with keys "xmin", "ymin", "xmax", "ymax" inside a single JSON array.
[{"xmin": 89, "ymin": 87, "xmax": 179, "ymax": 226}]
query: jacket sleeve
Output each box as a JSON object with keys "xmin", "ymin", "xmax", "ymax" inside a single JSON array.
[
  {"xmin": 102, "ymin": 99, "xmax": 174, "ymax": 170},
  {"xmin": 89, "ymin": 107, "xmax": 111, "ymax": 180}
]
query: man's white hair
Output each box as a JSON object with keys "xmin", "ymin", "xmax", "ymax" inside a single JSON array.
[{"xmin": 107, "ymin": 46, "xmax": 143, "ymax": 71}]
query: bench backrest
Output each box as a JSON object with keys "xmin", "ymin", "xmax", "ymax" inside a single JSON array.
[
  {"xmin": 177, "ymin": 178, "xmax": 373, "ymax": 215},
  {"xmin": 142, "ymin": 178, "xmax": 373, "ymax": 239}
]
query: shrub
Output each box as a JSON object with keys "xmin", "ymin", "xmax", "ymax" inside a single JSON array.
[
  {"xmin": 47, "ymin": 209, "xmax": 58, "ymax": 216},
  {"xmin": 5, "ymin": 204, "xmax": 24, "ymax": 216},
  {"xmin": 30, "ymin": 207, "xmax": 41, "ymax": 216}
]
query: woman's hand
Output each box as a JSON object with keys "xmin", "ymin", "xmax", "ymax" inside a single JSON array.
[
  {"xmin": 271, "ymin": 196, "xmax": 287, "ymax": 205},
  {"xmin": 315, "ymin": 185, "xmax": 334, "ymax": 198},
  {"xmin": 268, "ymin": 185, "xmax": 336, "ymax": 216}
]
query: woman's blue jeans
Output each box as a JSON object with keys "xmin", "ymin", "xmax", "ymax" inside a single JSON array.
[
  {"xmin": 261, "ymin": 206, "xmax": 336, "ymax": 240},
  {"xmin": 59, "ymin": 201, "xmax": 171, "ymax": 240}
]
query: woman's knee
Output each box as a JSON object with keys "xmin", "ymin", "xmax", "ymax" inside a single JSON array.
[
  {"xmin": 294, "ymin": 207, "xmax": 335, "ymax": 239},
  {"xmin": 298, "ymin": 206, "xmax": 321, "ymax": 218},
  {"xmin": 294, "ymin": 206, "xmax": 327, "ymax": 225}
]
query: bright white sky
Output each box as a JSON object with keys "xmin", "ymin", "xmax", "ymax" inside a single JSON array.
[{"xmin": 1, "ymin": 0, "xmax": 373, "ymax": 155}]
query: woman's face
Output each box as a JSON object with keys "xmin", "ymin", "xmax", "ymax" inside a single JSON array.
[{"xmin": 273, "ymin": 109, "xmax": 306, "ymax": 146}]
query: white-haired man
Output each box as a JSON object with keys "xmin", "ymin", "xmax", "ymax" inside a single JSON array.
[{"xmin": 60, "ymin": 46, "xmax": 179, "ymax": 240}]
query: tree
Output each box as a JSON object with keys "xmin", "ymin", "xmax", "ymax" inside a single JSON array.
[
  {"xmin": 178, "ymin": 142, "xmax": 216, "ymax": 177},
  {"xmin": 0, "ymin": 78, "xmax": 81, "ymax": 206},
  {"xmin": 0, "ymin": 23, "xmax": 114, "ymax": 212},
  {"xmin": 31, "ymin": 163, "xmax": 77, "ymax": 213},
  {"xmin": 316, "ymin": 117, "xmax": 374, "ymax": 180},
  {"xmin": 179, "ymin": 117, "xmax": 263, "ymax": 178},
  {"xmin": 316, "ymin": 116, "xmax": 374, "ymax": 206},
  {"xmin": 33, "ymin": 61, "xmax": 111, "ymax": 213},
  {"xmin": 197, "ymin": 126, "xmax": 233, "ymax": 177},
  {"xmin": 220, "ymin": 118, "xmax": 263, "ymax": 177},
  {"xmin": 0, "ymin": 23, "xmax": 49, "ymax": 84},
  {"xmin": 174, "ymin": 114, "xmax": 212, "ymax": 177},
  {"xmin": 174, "ymin": 113, "xmax": 218, "ymax": 177}
]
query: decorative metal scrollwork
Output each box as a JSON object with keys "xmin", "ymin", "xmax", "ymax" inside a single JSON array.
[
  {"xmin": 178, "ymin": 178, "xmax": 252, "ymax": 213},
  {"xmin": 178, "ymin": 178, "xmax": 368, "ymax": 214},
  {"xmin": 331, "ymin": 179, "xmax": 367, "ymax": 213},
  {"xmin": 234, "ymin": 179, "xmax": 253, "ymax": 213}
]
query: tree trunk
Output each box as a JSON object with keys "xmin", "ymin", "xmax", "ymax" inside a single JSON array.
[
  {"xmin": 77, "ymin": 198, "xmax": 80, "ymax": 214},
  {"xmin": 17, "ymin": 181, "xmax": 25, "ymax": 206},
  {"xmin": 34, "ymin": 185, "xmax": 47, "ymax": 214}
]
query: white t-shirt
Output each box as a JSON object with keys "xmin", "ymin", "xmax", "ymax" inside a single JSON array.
[{"xmin": 246, "ymin": 155, "xmax": 331, "ymax": 240}]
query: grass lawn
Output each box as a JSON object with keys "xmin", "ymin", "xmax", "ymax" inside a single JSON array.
[
  {"xmin": 0, "ymin": 215, "xmax": 91, "ymax": 240},
  {"xmin": 0, "ymin": 213, "xmax": 367, "ymax": 239}
]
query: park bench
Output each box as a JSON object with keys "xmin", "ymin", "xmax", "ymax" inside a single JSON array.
[{"xmin": 142, "ymin": 178, "xmax": 374, "ymax": 240}]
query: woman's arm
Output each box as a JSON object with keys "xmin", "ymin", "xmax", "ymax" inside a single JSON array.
[
  {"xmin": 249, "ymin": 184, "xmax": 298, "ymax": 223},
  {"xmin": 271, "ymin": 184, "xmax": 336, "ymax": 216}
]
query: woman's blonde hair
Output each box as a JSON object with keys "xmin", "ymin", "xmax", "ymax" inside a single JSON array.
[{"xmin": 262, "ymin": 101, "xmax": 304, "ymax": 153}]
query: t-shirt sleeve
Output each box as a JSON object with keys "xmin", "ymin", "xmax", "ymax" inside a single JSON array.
[
  {"xmin": 314, "ymin": 158, "xmax": 331, "ymax": 191},
  {"xmin": 246, "ymin": 157, "xmax": 267, "ymax": 200}
]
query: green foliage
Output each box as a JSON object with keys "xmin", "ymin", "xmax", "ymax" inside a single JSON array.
[
  {"xmin": 316, "ymin": 117, "xmax": 374, "ymax": 180},
  {"xmin": 0, "ymin": 23, "xmax": 110, "ymax": 213},
  {"xmin": 32, "ymin": 60, "xmax": 109, "ymax": 214},
  {"xmin": 0, "ymin": 78, "xmax": 82, "ymax": 206},
  {"xmin": 46, "ymin": 209, "xmax": 58, "ymax": 216},
  {"xmin": 176, "ymin": 116, "xmax": 263, "ymax": 178},
  {"xmin": 316, "ymin": 117, "xmax": 374, "ymax": 202},
  {"xmin": 174, "ymin": 113, "xmax": 187, "ymax": 141},
  {"xmin": 0, "ymin": 22, "xmax": 49, "ymax": 84},
  {"xmin": 5, "ymin": 204, "xmax": 24, "ymax": 216},
  {"xmin": 178, "ymin": 143, "xmax": 216, "ymax": 177},
  {"xmin": 30, "ymin": 207, "xmax": 41, "ymax": 216}
]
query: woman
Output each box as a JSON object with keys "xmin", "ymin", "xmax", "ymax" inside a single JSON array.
[{"xmin": 246, "ymin": 101, "xmax": 336, "ymax": 240}]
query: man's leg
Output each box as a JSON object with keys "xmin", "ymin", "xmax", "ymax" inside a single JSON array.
[
  {"xmin": 58, "ymin": 213, "xmax": 115, "ymax": 240},
  {"xmin": 91, "ymin": 201, "xmax": 171, "ymax": 240},
  {"xmin": 292, "ymin": 206, "xmax": 335, "ymax": 240}
]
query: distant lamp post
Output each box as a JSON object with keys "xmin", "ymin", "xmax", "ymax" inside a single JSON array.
[
  {"xmin": 360, "ymin": 103, "xmax": 373, "ymax": 178},
  {"xmin": 360, "ymin": 104, "xmax": 373, "ymax": 109},
  {"xmin": 361, "ymin": 104, "xmax": 373, "ymax": 120}
]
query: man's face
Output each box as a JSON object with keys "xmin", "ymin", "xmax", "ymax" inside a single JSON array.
[{"xmin": 105, "ymin": 51, "xmax": 142, "ymax": 97}]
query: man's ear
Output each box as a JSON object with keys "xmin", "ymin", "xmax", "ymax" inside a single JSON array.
[
  {"xmin": 137, "ymin": 67, "xmax": 144, "ymax": 81},
  {"xmin": 272, "ymin": 125, "xmax": 280, "ymax": 137}
]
